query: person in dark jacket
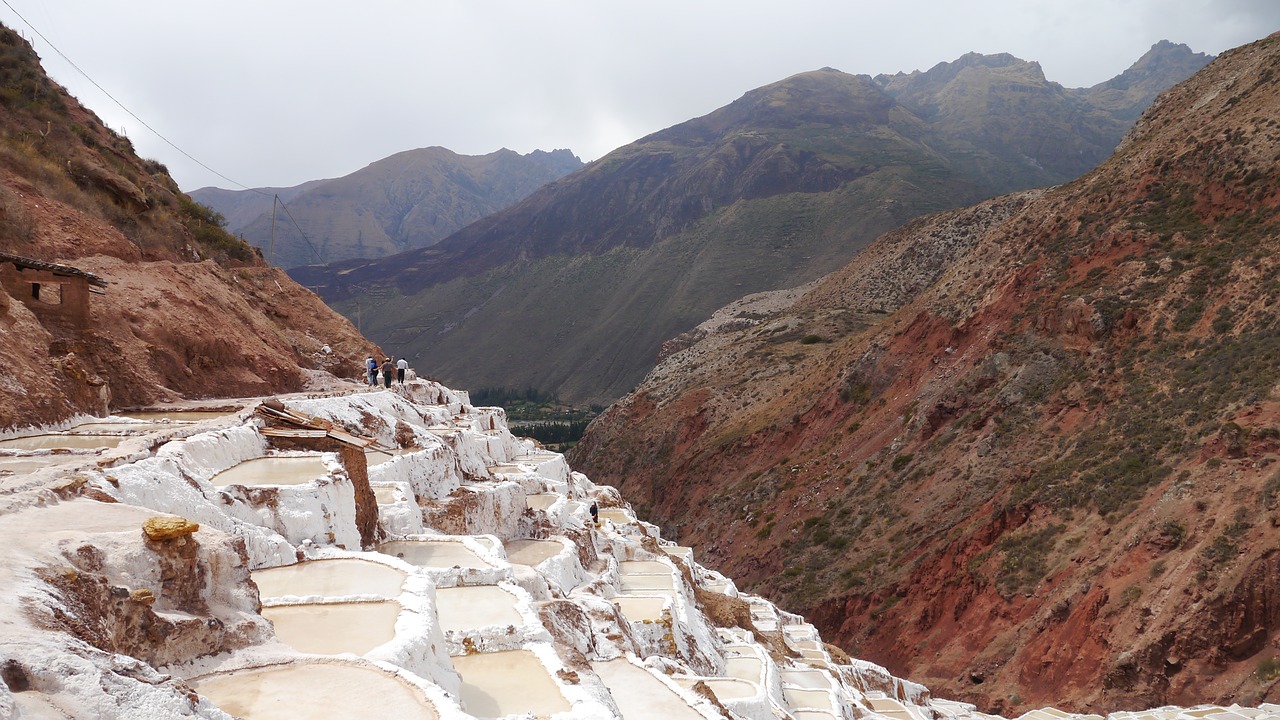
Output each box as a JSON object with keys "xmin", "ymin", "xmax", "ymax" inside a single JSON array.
[{"xmin": 380, "ymin": 358, "xmax": 394, "ymax": 389}]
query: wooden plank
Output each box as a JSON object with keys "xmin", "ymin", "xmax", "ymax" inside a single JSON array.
[{"xmin": 261, "ymin": 428, "xmax": 329, "ymax": 438}]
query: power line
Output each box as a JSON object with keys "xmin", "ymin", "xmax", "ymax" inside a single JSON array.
[
  {"xmin": 1, "ymin": 1, "xmax": 326, "ymax": 265},
  {"xmin": 1, "ymin": 0, "xmax": 269, "ymax": 197}
]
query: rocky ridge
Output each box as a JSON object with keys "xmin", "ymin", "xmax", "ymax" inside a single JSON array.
[{"xmin": 0, "ymin": 379, "xmax": 1276, "ymax": 720}]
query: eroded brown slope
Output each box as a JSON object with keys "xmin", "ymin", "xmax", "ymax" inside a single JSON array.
[
  {"xmin": 0, "ymin": 27, "xmax": 377, "ymax": 428},
  {"xmin": 574, "ymin": 34, "xmax": 1280, "ymax": 712}
]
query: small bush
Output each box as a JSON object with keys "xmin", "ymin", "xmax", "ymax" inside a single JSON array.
[
  {"xmin": 1259, "ymin": 656, "xmax": 1280, "ymax": 683},
  {"xmin": 800, "ymin": 334, "xmax": 824, "ymax": 345}
]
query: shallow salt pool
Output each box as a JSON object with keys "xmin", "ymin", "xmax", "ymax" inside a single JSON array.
[
  {"xmin": 781, "ymin": 669, "xmax": 832, "ymax": 689},
  {"xmin": 122, "ymin": 410, "xmax": 236, "ymax": 422},
  {"xmin": 379, "ymin": 540, "xmax": 494, "ymax": 569},
  {"xmin": 793, "ymin": 711, "xmax": 838, "ymax": 720},
  {"xmin": 785, "ymin": 688, "xmax": 834, "ymax": 710},
  {"xmin": 725, "ymin": 655, "xmax": 763, "ymax": 683},
  {"xmin": 210, "ymin": 455, "xmax": 330, "ymax": 487},
  {"xmin": 619, "ymin": 574, "xmax": 675, "ymax": 595},
  {"xmin": 262, "ymin": 601, "xmax": 400, "ymax": 655},
  {"xmin": 598, "ymin": 508, "xmax": 633, "ymax": 524},
  {"xmin": 619, "ymin": 560, "xmax": 671, "ymax": 575},
  {"xmin": 504, "ymin": 539, "xmax": 564, "ymax": 567},
  {"xmin": 452, "ymin": 650, "xmax": 569, "ymax": 719},
  {"xmin": 435, "ymin": 585, "xmax": 522, "ymax": 631},
  {"xmin": 613, "ymin": 596, "xmax": 667, "ymax": 622},
  {"xmin": 372, "ymin": 485, "xmax": 399, "ymax": 504},
  {"xmin": 252, "ymin": 558, "xmax": 406, "ymax": 599},
  {"xmin": 0, "ymin": 434, "xmax": 127, "ymax": 450},
  {"xmin": 193, "ymin": 662, "xmax": 437, "ymax": 720},
  {"xmin": 525, "ymin": 494, "xmax": 561, "ymax": 511},
  {"xmin": 592, "ymin": 659, "xmax": 704, "ymax": 720}
]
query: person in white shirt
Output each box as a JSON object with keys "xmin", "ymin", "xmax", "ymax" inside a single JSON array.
[{"xmin": 396, "ymin": 357, "xmax": 408, "ymax": 384}]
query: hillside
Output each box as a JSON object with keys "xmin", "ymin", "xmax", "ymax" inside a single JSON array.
[
  {"xmin": 571, "ymin": 33, "xmax": 1280, "ymax": 712},
  {"xmin": 298, "ymin": 44, "xmax": 1209, "ymax": 406},
  {"xmin": 0, "ymin": 25, "xmax": 377, "ymax": 429},
  {"xmin": 192, "ymin": 146, "xmax": 582, "ymax": 268}
]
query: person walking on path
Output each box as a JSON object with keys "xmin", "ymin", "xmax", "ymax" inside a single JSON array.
[
  {"xmin": 589, "ymin": 501, "xmax": 599, "ymax": 527},
  {"xmin": 380, "ymin": 358, "xmax": 394, "ymax": 389},
  {"xmin": 365, "ymin": 356, "xmax": 377, "ymax": 386},
  {"xmin": 396, "ymin": 357, "xmax": 408, "ymax": 384}
]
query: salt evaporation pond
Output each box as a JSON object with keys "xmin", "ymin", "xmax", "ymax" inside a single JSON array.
[
  {"xmin": 252, "ymin": 558, "xmax": 406, "ymax": 599},
  {"xmin": 620, "ymin": 575, "xmax": 676, "ymax": 594},
  {"xmin": 781, "ymin": 669, "xmax": 833, "ymax": 689},
  {"xmin": 210, "ymin": 455, "xmax": 329, "ymax": 487},
  {"xmin": 452, "ymin": 650, "xmax": 570, "ymax": 719},
  {"xmin": 372, "ymin": 486, "xmax": 399, "ymax": 504},
  {"xmin": 0, "ymin": 456, "xmax": 77, "ymax": 474},
  {"xmin": 598, "ymin": 508, "xmax": 633, "ymax": 524},
  {"xmin": 380, "ymin": 540, "xmax": 493, "ymax": 569},
  {"xmin": 786, "ymin": 688, "xmax": 836, "ymax": 711},
  {"xmin": 69, "ymin": 421, "xmax": 169, "ymax": 434},
  {"xmin": 525, "ymin": 494, "xmax": 560, "ymax": 511},
  {"xmin": 262, "ymin": 601, "xmax": 400, "ymax": 655},
  {"xmin": 614, "ymin": 596, "xmax": 667, "ymax": 622},
  {"xmin": 504, "ymin": 539, "xmax": 563, "ymax": 567},
  {"xmin": 122, "ymin": 410, "xmax": 235, "ymax": 421},
  {"xmin": 193, "ymin": 662, "xmax": 437, "ymax": 720},
  {"xmin": 592, "ymin": 659, "xmax": 706, "ymax": 720},
  {"xmin": 0, "ymin": 434, "xmax": 127, "ymax": 450},
  {"xmin": 793, "ymin": 712, "xmax": 838, "ymax": 720},
  {"xmin": 725, "ymin": 655, "xmax": 763, "ymax": 683},
  {"xmin": 366, "ymin": 448, "xmax": 406, "ymax": 467},
  {"xmin": 619, "ymin": 560, "xmax": 671, "ymax": 575},
  {"xmin": 434, "ymin": 585, "xmax": 521, "ymax": 631}
]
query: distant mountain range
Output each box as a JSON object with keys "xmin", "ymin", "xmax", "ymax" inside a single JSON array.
[
  {"xmin": 572, "ymin": 32, "xmax": 1280, "ymax": 711},
  {"xmin": 191, "ymin": 147, "xmax": 583, "ymax": 268},
  {"xmin": 295, "ymin": 41, "xmax": 1210, "ymax": 405}
]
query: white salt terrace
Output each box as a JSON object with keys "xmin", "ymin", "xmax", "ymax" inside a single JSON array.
[
  {"xmin": 191, "ymin": 662, "xmax": 438, "ymax": 720},
  {"xmin": 452, "ymin": 649, "xmax": 570, "ymax": 719},
  {"xmin": 252, "ymin": 558, "xmax": 407, "ymax": 600},
  {"xmin": 380, "ymin": 539, "xmax": 494, "ymax": 569},
  {"xmin": 434, "ymin": 585, "xmax": 522, "ymax": 631},
  {"xmin": 209, "ymin": 454, "xmax": 330, "ymax": 487},
  {"xmin": 11, "ymin": 383, "xmax": 1280, "ymax": 720},
  {"xmin": 261, "ymin": 601, "xmax": 401, "ymax": 655},
  {"xmin": 504, "ymin": 538, "xmax": 564, "ymax": 566}
]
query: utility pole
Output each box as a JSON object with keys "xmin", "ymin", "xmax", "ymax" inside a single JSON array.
[{"xmin": 268, "ymin": 194, "xmax": 278, "ymax": 265}]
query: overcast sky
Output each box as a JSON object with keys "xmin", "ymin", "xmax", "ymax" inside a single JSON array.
[{"xmin": 0, "ymin": 1, "xmax": 1274, "ymax": 192}]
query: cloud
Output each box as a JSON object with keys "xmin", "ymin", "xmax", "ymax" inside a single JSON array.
[{"xmin": 1, "ymin": 0, "xmax": 1272, "ymax": 190}]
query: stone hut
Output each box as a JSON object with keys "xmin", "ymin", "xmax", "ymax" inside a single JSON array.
[{"xmin": 0, "ymin": 251, "xmax": 108, "ymax": 331}]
